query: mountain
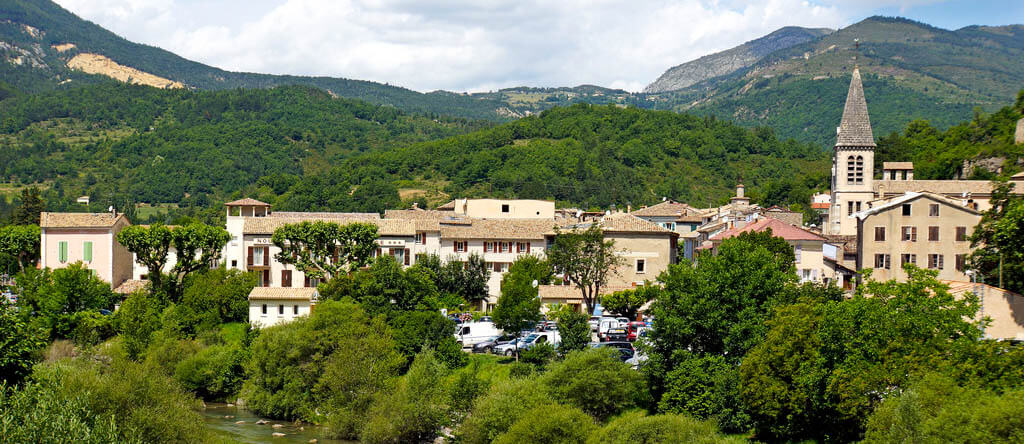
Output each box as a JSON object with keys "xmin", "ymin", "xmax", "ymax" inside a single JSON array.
[
  {"xmin": 0, "ymin": 0, "xmax": 509, "ymax": 120},
  {"xmin": 644, "ymin": 26, "xmax": 833, "ymax": 93}
]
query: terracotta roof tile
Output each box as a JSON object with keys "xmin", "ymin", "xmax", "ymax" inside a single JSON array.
[
  {"xmin": 224, "ymin": 198, "xmax": 270, "ymax": 206},
  {"xmin": 440, "ymin": 218, "xmax": 555, "ymax": 240},
  {"xmin": 537, "ymin": 284, "xmax": 634, "ymax": 301},
  {"xmin": 113, "ymin": 279, "xmax": 148, "ymax": 294},
  {"xmin": 272, "ymin": 211, "xmax": 379, "ymax": 219},
  {"xmin": 243, "ymin": 217, "xmax": 416, "ymax": 236},
  {"xmin": 248, "ymin": 287, "xmax": 319, "ymax": 301},
  {"xmin": 874, "ymin": 180, "xmax": 1000, "ymax": 196},
  {"xmin": 40, "ymin": 212, "xmax": 127, "ymax": 228},
  {"xmin": 710, "ymin": 217, "xmax": 825, "ymax": 242},
  {"xmin": 600, "ymin": 213, "xmax": 675, "ymax": 234},
  {"xmin": 437, "ymin": 200, "xmax": 456, "ymax": 210},
  {"xmin": 631, "ymin": 201, "xmax": 693, "ymax": 217}
]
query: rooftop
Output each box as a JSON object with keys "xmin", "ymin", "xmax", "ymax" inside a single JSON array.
[
  {"xmin": 710, "ymin": 217, "xmax": 825, "ymax": 242},
  {"xmin": 224, "ymin": 198, "xmax": 270, "ymax": 206},
  {"xmin": 600, "ymin": 213, "xmax": 675, "ymax": 234},
  {"xmin": 113, "ymin": 279, "xmax": 148, "ymax": 295},
  {"xmin": 40, "ymin": 212, "xmax": 128, "ymax": 228},
  {"xmin": 882, "ymin": 162, "xmax": 914, "ymax": 170},
  {"xmin": 874, "ymin": 180, "xmax": 999, "ymax": 196},
  {"xmin": 835, "ymin": 68, "xmax": 876, "ymax": 148},
  {"xmin": 243, "ymin": 217, "xmax": 416, "ymax": 236},
  {"xmin": 855, "ymin": 191, "xmax": 981, "ymax": 220},
  {"xmin": 631, "ymin": 200, "xmax": 694, "ymax": 217},
  {"xmin": 248, "ymin": 287, "xmax": 319, "ymax": 301},
  {"xmin": 440, "ymin": 218, "xmax": 556, "ymax": 240}
]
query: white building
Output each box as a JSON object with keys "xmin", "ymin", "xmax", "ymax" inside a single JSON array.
[{"xmin": 248, "ymin": 287, "xmax": 318, "ymax": 328}]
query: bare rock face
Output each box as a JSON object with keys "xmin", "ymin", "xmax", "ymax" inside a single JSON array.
[{"xmin": 644, "ymin": 26, "xmax": 832, "ymax": 93}]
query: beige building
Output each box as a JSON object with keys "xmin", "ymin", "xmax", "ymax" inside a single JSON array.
[
  {"xmin": 855, "ymin": 192, "xmax": 980, "ymax": 282},
  {"xmin": 248, "ymin": 287, "xmax": 318, "ymax": 328},
  {"xmin": 943, "ymin": 281, "xmax": 1024, "ymax": 341},
  {"xmin": 39, "ymin": 212, "xmax": 133, "ymax": 288},
  {"xmin": 438, "ymin": 198, "xmax": 555, "ymax": 219},
  {"xmin": 709, "ymin": 217, "xmax": 840, "ymax": 286},
  {"xmin": 598, "ymin": 213, "xmax": 679, "ymax": 287}
]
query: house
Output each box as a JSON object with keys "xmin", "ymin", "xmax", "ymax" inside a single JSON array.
[
  {"xmin": 248, "ymin": 287, "xmax": 318, "ymax": 328},
  {"xmin": 630, "ymin": 200, "xmax": 702, "ymax": 233},
  {"xmin": 710, "ymin": 217, "xmax": 838, "ymax": 285},
  {"xmin": 39, "ymin": 212, "xmax": 133, "ymax": 288},
  {"xmin": 854, "ymin": 191, "xmax": 981, "ymax": 282},
  {"xmin": 943, "ymin": 281, "xmax": 1024, "ymax": 341},
  {"xmin": 437, "ymin": 198, "xmax": 555, "ymax": 219},
  {"xmin": 597, "ymin": 213, "xmax": 679, "ymax": 287}
]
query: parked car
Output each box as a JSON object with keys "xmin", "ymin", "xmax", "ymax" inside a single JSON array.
[
  {"xmin": 472, "ymin": 334, "xmax": 516, "ymax": 354},
  {"xmin": 597, "ymin": 317, "xmax": 619, "ymax": 338},
  {"xmin": 591, "ymin": 341, "xmax": 635, "ymax": 362},
  {"xmin": 626, "ymin": 322, "xmax": 646, "ymax": 341},
  {"xmin": 494, "ymin": 332, "xmax": 559, "ymax": 356},
  {"xmin": 602, "ymin": 327, "xmax": 628, "ymax": 342},
  {"xmin": 454, "ymin": 321, "xmax": 503, "ymax": 347},
  {"xmin": 589, "ymin": 316, "xmax": 601, "ymax": 331},
  {"xmin": 616, "ymin": 317, "xmax": 630, "ymax": 326}
]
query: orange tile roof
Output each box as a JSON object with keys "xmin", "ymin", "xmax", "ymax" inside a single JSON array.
[
  {"xmin": 113, "ymin": 279, "xmax": 148, "ymax": 294},
  {"xmin": 710, "ymin": 217, "xmax": 825, "ymax": 242},
  {"xmin": 810, "ymin": 202, "xmax": 830, "ymax": 209}
]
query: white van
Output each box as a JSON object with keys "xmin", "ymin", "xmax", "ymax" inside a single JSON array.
[
  {"xmin": 454, "ymin": 321, "xmax": 503, "ymax": 347},
  {"xmin": 597, "ymin": 317, "xmax": 620, "ymax": 337}
]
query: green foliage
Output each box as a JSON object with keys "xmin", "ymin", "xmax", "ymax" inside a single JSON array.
[
  {"xmin": 117, "ymin": 223, "xmax": 231, "ymax": 301},
  {"xmin": 0, "ymin": 224, "xmax": 40, "ymax": 272},
  {"xmin": 739, "ymin": 266, "xmax": 984, "ymax": 442},
  {"xmin": 389, "ymin": 310, "xmax": 463, "ymax": 369},
  {"xmin": 116, "ymin": 290, "xmax": 165, "ymax": 360},
  {"xmin": 588, "ymin": 410, "xmax": 744, "ymax": 444},
  {"xmin": 272, "ymin": 221, "xmax": 379, "ymax": 281},
  {"xmin": 179, "ymin": 268, "xmax": 257, "ymax": 328},
  {"xmin": 494, "ymin": 403, "xmax": 596, "ymax": 444},
  {"xmin": 344, "ymin": 256, "xmax": 441, "ymax": 315},
  {"xmin": 864, "ymin": 373, "xmax": 1024, "ymax": 444},
  {"xmin": 0, "ymin": 354, "xmax": 209, "ymax": 443},
  {"xmin": 361, "ymin": 350, "xmax": 452, "ymax": 444},
  {"xmin": 492, "ymin": 256, "xmax": 544, "ymax": 349},
  {"xmin": 548, "ymin": 225, "xmax": 624, "ymax": 314},
  {"xmin": 457, "ymin": 378, "xmax": 549, "ymax": 444},
  {"xmin": 68, "ymin": 310, "xmax": 115, "ymax": 346},
  {"xmin": 11, "ymin": 187, "xmax": 42, "ymax": 226},
  {"xmin": 969, "ymin": 181, "xmax": 1024, "ymax": 293},
  {"xmin": 659, "ymin": 351, "xmax": 749, "ymax": 433},
  {"xmin": 14, "ymin": 264, "xmax": 117, "ymax": 339},
  {"xmin": 0, "ymin": 302, "xmax": 45, "ymax": 385},
  {"xmin": 553, "ymin": 308, "xmax": 591, "ymax": 355},
  {"xmin": 519, "ymin": 341, "xmax": 556, "ymax": 367},
  {"xmin": 601, "ymin": 284, "xmax": 660, "ymax": 320},
  {"xmin": 242, "ymin": 299, "xmax": 403, "ymax": 428},
  {"xmin": 173, "ymin": 344, "xmax": 246, "ymax": 401},
  {"xmin": 541, "ymin": 348, "xmax": 644, "ymax": 421}
]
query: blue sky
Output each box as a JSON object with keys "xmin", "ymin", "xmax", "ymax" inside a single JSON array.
[{"xmin": 54, "ymin": 0, "xmax": 1024, "ymax": 93}]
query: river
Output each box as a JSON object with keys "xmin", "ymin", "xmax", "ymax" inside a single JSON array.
[{"xmin": 201, "ymin": 403, "xmax": 352, "ymax": 443}]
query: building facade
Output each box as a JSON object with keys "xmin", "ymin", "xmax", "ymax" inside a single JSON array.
[{"xmin": 39, "ymin": 212, "xmax": 133, "ymax": 289}]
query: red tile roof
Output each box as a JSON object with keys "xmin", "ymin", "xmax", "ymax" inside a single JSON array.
[
  {"xmin": 810, "ymin": 202, "xmax": 830, "ymax": 209},
  {"xmin": 710, "ymin": 217, "xmax": 825, "ymax": 242}
]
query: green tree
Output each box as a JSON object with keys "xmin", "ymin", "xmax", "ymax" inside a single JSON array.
[
  {"xmin": 360, "ymin": 350, "xmax": 452, "ymax": 444},
  {"xmin": 494, "ymin": 403, "xmax": 596, "ymax": 444},
  {"xmin": 14, "ymin": 264, "xmax": 116, "ymax": 339},
  {"xmin": 12, "ymin": 187, "xmax": 43, "ymax": 226},
  {"xmin": 0, "ymin": 225, "xmax": 40, "ymax": 272},
  {"xmin": 547, "ymin": 225, "xmax": 624, "ymax": 315},
  {"xmin": 492, "ymin": 256, "xmax": 544, "ymax": 359},
  {"xmin": 116, "ymin": 290, "xmax": 164, "ymax": 360},
  {"xmin": 116, "ymin": 223, "xmax": 231, "ymax": 301},
  {"xmin": 969, "ymin": 181, "xmax": 1024, "ymax": 293},
  {"xmin": 272, "ymin": 221, "xmax": 378, "ymax": 281},
  {"xmin": 0, "ymin": 301, "xmax": 45, "ymax": 385},
  {"xmin": 552, "ymin": 308, "xmax": 590, "ymax": 355},
  {"xmin": 179, "ymin": 268, "xmax": 257, "ymax": 327},
  {"xmin": 601, "ymin": 284, "xmax": 659, "ymax": 321},
  {"xmin": 540, "ymin": 348, "xmax": 644, "ymax": 421}
]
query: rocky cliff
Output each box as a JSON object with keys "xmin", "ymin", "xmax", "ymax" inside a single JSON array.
[{"xmin": 643, "ymin": 26, "xmax": 832, "ymax": 93}]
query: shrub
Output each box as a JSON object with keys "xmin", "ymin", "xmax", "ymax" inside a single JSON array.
[
  {"xmin": 494, "ymin": 403, "xmax": 596, "ymax": 444},
  {"xmin": 69, "ymin": 310, "xmax": 116, "ymax": 346},
  {"xmin": 587, "ymin": 410, "xmax": 744, "ymax": 444},
  {"xmin": 661, "ymin": 352, "xmax": 748, "ymax": 433},
  {"xmin": 116, "ymin": 290, "xmax": 164, "ymax": 360},
  {"xmin": 361, "ymin": 350, "xmax": 452, "ymax": 444},
  {"xmin": 554, "ymin": 309, "xmax": 590, "ymax": 355},
  {"xmin": 388, "ymin": 310, "xmax": 463, "ymax": 369},
  {"xmin": 0, "ymin": 303, "xmax": 45, "ymax": 385},
  {"xmin": 174, "ymin": 344, "xmax": 246, "ymax": 401},
  {"xmin": 457, "ymin": 378, "xmax": 548, "ymax": 444},
  {"xmin": 520, "ymin": 342, "xmax": 556, "ymax": 367},
  {"xmin": 540, "ymin": 348, "xmax": 643, "ymax": 421},
  {"xmin": 508, "ymin": 361, "xmax": 534, "ymax": 378},
  {"xmin": 179, "ymin": 268, "xmax": 256, "ymax": 326},
  {"xmin": 142, "ymin": 336, "xmax": 202, "ymax": 376}
]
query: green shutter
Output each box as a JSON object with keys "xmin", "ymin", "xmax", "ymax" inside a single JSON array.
[
  {"xmin": 59, "ymin": 241, "xmax": 68, "ymax": 263},
  {"xmin": 83, "ymin": 241, "xmax": 93, "ymax": 263}
]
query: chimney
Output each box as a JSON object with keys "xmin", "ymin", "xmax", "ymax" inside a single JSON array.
[{"xmin": 736, "ymin": 183, "xmax": 745, "ymax": 199}]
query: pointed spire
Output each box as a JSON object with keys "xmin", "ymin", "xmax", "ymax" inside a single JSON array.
[{"xmin": 835, "ymin": 67, "xmax": 875, "ymax": 147}]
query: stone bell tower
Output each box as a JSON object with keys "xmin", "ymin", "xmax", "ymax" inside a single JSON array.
[{"xmin": 828, "ymin": 67, "xmax": 876, "ymax": 235}]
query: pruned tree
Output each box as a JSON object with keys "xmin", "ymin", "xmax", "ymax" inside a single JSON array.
[
  {"xmin": 272, "ymin": 221, "xmax": 379, "ymax": 281},
  {"xmin": 117, "ymin": 223, "xmax": 230, "ymax": 301},
  {"xmin": 0, "ymin": 225, "xmax": 41, "ymax": 272},
  {"xmin": 601, "ymin": 283, "xmax": 660, "ymax": 321},
  {"xmin": 492, "ymin": 256, "xmax": 544, "ymax": 360},
  {"xmin": 547, "ymin": 224, "xmax": 624, "ymax": 315}
]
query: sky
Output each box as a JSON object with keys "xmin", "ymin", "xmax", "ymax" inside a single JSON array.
[{"xmin": 53, "ymin": 0, "xmax": 1024, "ymax": 93}]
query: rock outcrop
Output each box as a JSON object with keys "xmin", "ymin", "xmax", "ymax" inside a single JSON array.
[
  {"xmin": 643, "ymin": 26, "xmax": 832, "ymax": 93},
  {"xmin": 67, "ymin": 53, "xmax": 185, "ymax": 89}
]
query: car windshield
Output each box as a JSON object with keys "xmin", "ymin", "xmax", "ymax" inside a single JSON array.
[{"xmin": 523, "ymin": 334, "xmax": 540, "ymax": 343}]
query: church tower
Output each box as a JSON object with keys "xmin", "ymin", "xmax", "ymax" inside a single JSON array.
[{"xmin": 828, "ymin": 67, "xmax": 876, "ymax": 235}]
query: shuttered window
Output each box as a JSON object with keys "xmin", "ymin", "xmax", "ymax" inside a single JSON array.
[
  {"xmin": 58, "ymin": 241, "xmax": 68, "ymax": 263},
  {"xmin": 928, "ymin": 226, "xmax": 939, "ymax": 242},
  {"xmin": 83, "ymin": 241, "xmax": 93, "ymax": 263},
  {"xmin": 404, "ymin": 248, "xmax": 411, "ymax": 266},
  {"xmin": 874, "ymin": 227, "xmax": 885, "ymax": 242},
  {"xmin": 956, "ymin": 227, "xmax": 968, "ymax": 242},
  {"xmin": 282, "ymin": 270, "xmax": 292, "ymax": 288}
]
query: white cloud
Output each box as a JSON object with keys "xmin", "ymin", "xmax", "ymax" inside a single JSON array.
[{"xmin": 51, "ymin": 0, "xmax": 944, "ymax": 92}]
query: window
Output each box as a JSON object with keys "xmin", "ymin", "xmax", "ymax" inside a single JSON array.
[
  {"xmin": 281, "ymin": 270, "xmax": 292, "ymax": 287},
  {"xmin": 516, "ymin": 242, "xmax": 531, "ymax": 253},
  {"xmin": 928, "ymin": 226, "xmax": 939, "ymax": 242},
  {"xmin": 955, "ymin": 254, "xmax": 967, "ymax": 272},
  {"xmin": 795, "ymin": 244, "xmax": 802, "ymax": 263},
  {"xmin": 874, "ymin": 226, "xmax": 886, "ymax": 242},
  {"xmin": 929, "ymin": 204, "xmax": 939, "ymax": 217},
  {"xmin": 636, "ymin": 259, "xmax": 646, "ymax": 274},
  {"xmin": 278, "ymin": 304, "xmax": 284, "ymax": 315},
  {"xmin": 231, "ymin": 260, "xmax": 237, "ymax": 268},
  {"xmin": 874, "ymin": 254, "xmax": 891, "ymax": 269},
  {"xmin": 501, "ymin": 204, "xmax": 510, "ymax": 213},
  {"xmin": 846, "ymin": 155, "xmax": 865, "ymax": 184},
  {"xmin": 901, "ymin": 254, "xmax": 917, "ymax": 266},
  {"xmin": 416, "ymin": 232, "xmax": 426, "ymax": 244},
  {"xmin": 454, "ymin": 241, "xmax": 467, "ymax": 252},
  {"xmin": 253, "ymin": 247, "xmax": 265, "ymax": 266},
  {"xmin": 58, "ymin": 241, "xmax": 68, "ymax": 263},
  {"xmin": 404, "ymin": 248, "xmax": 411, "ymax": 266},
  {"xmin": 261, "ymin": 304, "xmax": 267, "ymax": 315},
  {"xmin": 928, "ymin": 254, "xmax": 944, "ymax": 269},
  {"xmin": 956, "ymin": 226, "xmax": 968, "ymax": 242},
  {"xmin": 492, "ymin": 262, "xmax": 509, "ymax": 273},
  {"xmin": 83, "ymin": 241, "xmax": 93, "ymax": 263},
  {"xmin": 848, "ymin": 201, "xmax": 855, "ymax": 216},
  {"xmin": 901, "ymin": 226, "xmax": 917, "ymax": 242},
  {"xmin": 293, "ymin": 305, "xmax": 299, "ymax": 315},
  {"xmin": 902, "ymin": 204, "xmax": 912, "ymax": 216},
  {"xmin": 855, "ymin": 201, "xmax": 862, "ymax": 212},
  {"xmin": 499, "ymin": 242, "xmax": 510, "ymax": 253}
]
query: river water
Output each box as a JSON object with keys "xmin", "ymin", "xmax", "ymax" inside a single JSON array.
[{"xmin": 201, "ymin": 403, "xmax": 352, "ymax": 443}]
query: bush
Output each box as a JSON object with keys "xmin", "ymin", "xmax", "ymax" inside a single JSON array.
[
  {"xmin": 0, "ymin": 303, "xmax": 45, "ymax": 385},
  {"xmin": 180, "ymin": 268, "xmax": 256, "ymax": 326},
  {"xmin": 494, "ymin": 403, "xmax": 596, "ymax": 444},
  {"xmin": 69, "ymin": 310, "xmax": 115, "ymax": 346},
  {"xmin": 142, "ymin": 336, "xmax": 202, "ymax": 376},
  {"xmin": 509, "ymin": 361, "xmax": 535, "ymax": 378},
  {"xmin": 361, "ymin": 350, "xmax": 452, "ymax": 444},
  {"xmin": 520, "ymin": 342, "xmax": 556, "ymax": 367},
  {"xmin": 174, "ymin": 344, "xmax": 246, "ymax": 401},
  {"xmin": 587, "ymin": 410, "xmax": 744, "ymax": 444},
  {"xmin": 554, "ymin": 309, "xmax": 590, "ymax": 355},
  {"xmin": 388, "ymin": 310, "xmax": 463, "ymax": 369},
  {"xmin": 660, "ymin": 352, "xmax": 748, "ymax": 433},
  {"xmin": 0, "ymin": 354, "xmax": 209, "ymax": 443},
  {"xmin": 116, "ymin": 290, "xmax": 164, "ymax": 360},
  {"xmin": 540, "ymin": 348, "xmax": 643, "ymax": 421},
  {"xmin": 864, "ymin": 373, "xmax": 1024, "ymax": 443},
  {"xmin": 457, "ymin": 378, "xmax": 548, "ymax": 444}
]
